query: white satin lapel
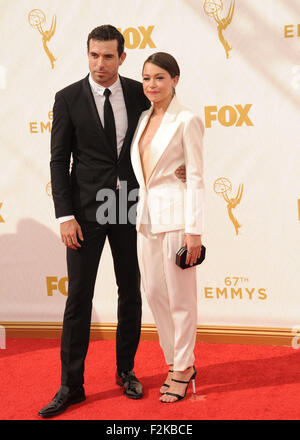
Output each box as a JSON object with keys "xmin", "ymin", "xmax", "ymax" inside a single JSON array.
[
  {"xmin": 131, "ymin": 106, "xmax": 154, "ymax": 189},
  {"xmin": 146, "ymin": 96, "xmax": 182, "ymax": 184}
]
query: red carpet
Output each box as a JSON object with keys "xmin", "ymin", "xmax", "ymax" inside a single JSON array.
[{"xmin": 1, "ymin": 338, "xmax": 300, "ymax": 420}]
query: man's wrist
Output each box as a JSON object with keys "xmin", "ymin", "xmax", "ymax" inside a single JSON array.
[{"xmin": 58, "ymin": 215, "xmax": 75, "ymax": 224}]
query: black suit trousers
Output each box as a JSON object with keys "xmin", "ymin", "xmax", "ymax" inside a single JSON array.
[{"xmin": 60, "ymin": 197, "xmax": 141, "ymax": 388}]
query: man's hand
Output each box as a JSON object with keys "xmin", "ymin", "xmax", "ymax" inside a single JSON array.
[
  {"xmin": 175, "ymin": 164, "xmax": 186, "ymax": 182},
  {"xmin": 183, "ymin": 234, "xmax": 202, "ymax": 266},
  {"xmin": 60, "ymin": 219, "xmax": 84, "ymax": 250}
]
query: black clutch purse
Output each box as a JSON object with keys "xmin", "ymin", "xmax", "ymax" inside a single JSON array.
[{"xmin": 175, "ymin": 245, "xmax": 206, "ymax": 269}]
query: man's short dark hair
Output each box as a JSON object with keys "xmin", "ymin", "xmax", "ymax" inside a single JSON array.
[{"xmin": 87, "ymin": 25, "xmax": 124, "ymax": 57}]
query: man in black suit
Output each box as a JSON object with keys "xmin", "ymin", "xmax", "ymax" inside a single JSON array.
[{"xmin": 38, "ymin": 25, "xmax": 150, "ymax": 418}]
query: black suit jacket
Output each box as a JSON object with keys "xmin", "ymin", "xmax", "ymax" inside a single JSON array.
[{"xmin": 50, "ymin": 74, "xmax": 150, "ymax": 221}]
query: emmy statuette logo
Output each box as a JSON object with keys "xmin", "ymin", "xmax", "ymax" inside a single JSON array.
[
  {"xmin": 203, "ymin": 0, "xmax": 235, "ymax": 58},
  {"xmin": 214, "ymin": 177, "xmax": 243, "ymax": 235},
  {"xmin": 28, "ymin": 9, "xmax": 57, "ymax": 69}
]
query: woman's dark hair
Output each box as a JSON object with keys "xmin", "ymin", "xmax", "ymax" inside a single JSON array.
[
  {"xmin": 143, "ymin": 52, "xmax": 180, "ymax": 78},
  {"xmin": 87, "ymin": 25, "xmax": 124, "ymax": 57}
]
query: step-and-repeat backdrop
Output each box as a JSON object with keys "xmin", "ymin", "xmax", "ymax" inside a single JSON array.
[{"xmin": 0, "ymin": 0, "xmax": 299, "ymax": 328}]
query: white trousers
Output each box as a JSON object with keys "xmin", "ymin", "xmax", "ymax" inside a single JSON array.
[{"xmin": 137, "ymin": 224, "xmax": 198, "ymax": 371}]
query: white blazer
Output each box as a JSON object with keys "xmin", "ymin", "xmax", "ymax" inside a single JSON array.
[{"xmin": 131, "ymin": 95, "xmax": 204, "ymax": 235}]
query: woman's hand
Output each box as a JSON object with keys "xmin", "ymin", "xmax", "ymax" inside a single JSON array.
[{"xmin": 183, "ymin": 234, "xmax": 202, "ymax": 266}]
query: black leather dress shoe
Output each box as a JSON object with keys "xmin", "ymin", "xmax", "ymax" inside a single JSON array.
[
  {"xmin": 116, "ymin": 370, "xmax": 143, "ymax": 399},
  {"xmin": 38, "ymin": 385, "xmax": 86, "ymax": 418}
]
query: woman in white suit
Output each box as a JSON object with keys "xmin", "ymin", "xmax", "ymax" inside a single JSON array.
[{"xmin": 131, "ymin": 53, "xmax": 204, "ymax": 403}]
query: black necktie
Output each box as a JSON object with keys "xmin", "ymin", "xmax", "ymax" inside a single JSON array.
[{"xmin": 103, "ymin": 88, "xmax": 117, "ymax": 151}]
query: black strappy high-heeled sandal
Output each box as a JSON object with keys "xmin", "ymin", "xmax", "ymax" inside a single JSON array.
[
  {"xmin": 160, "ymin": 369, "xmax": 174, "ymax": 394},
  {"xmin": 161, "ymin": 366, "xmax": 196, "ymax": 403}
]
